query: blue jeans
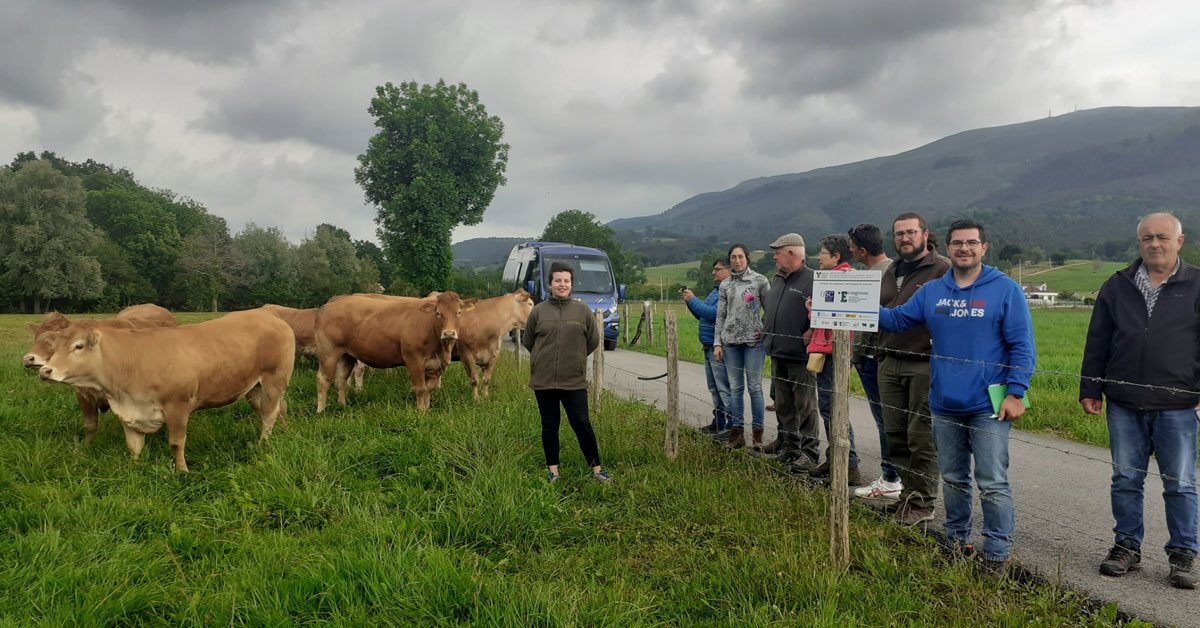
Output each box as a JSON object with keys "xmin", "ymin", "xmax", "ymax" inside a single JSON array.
[
  {"xmin": 817, "ymin": 356, "xmax": 858, "ymax": 468},
  {"xmin": 723, "ymin": 342, "xmax": 765, "ymax": 430},
  {"xmin": 932, "ymin": 411, "xmax": 1014, "ymax": 561},
  {"xmin": 856, "ymin": 359, "xmax": 897, "ymax": 482},
  {"xmin": 703, "ymin": 346, "xmax": 732, "ymax": 429},
  {"xmin": 1106, "ymin": 402, "xmax": 1199, "ymax": 555}
]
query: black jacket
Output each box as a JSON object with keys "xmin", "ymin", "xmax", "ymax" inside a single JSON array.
[
  {"xmin": 1080, "ymin": 259, "xmax": 1200, "ymax": 411},
  {"xmin": 762, "ymin": 265, "xmax": 814, "ymax": 361}
]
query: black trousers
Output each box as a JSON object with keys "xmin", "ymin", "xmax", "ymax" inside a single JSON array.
[{"xmin": 535, "ymin": 388, "xmax": 601, "ymax": 467}]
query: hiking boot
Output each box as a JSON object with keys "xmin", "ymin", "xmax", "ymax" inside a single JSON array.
[
  {"xmin": 699, "ymin": 419, "xmax": 721, "ymax": 435},
  {"xmin": 855, "ymin": 477, "xmax": 903, "ymax": 502},
  {"xmin": 937, "ymin": 536, "xmax": 976, "ymax": 560},
  {"xmin": 788, "ymin": 455, "xmax": 818, "ymax": 474},
  {"xmin": 894, "ymin": 497, "xmax": 935, "ymax": 526},
  {"xmin": 592, "ymin": 469, "xmax": 613, "ymax": 483},
  {"xmin": 752, "ymin": 427, "xmax": 764, "ymax": 447},
  {"xmin": 847, "ymin": 466, "xmax": 862, "ymax": 486},
  {"xmin": 758, "ymin": 439, "xmax": 784, "ymax": 455},
  {"xmin": 1169, "ymin": 551, "xmax": 1198, "ymax": 589},
  {"xmin": 547, "ymin": 470, "xmax": 559, "ymax": 483},
  {"xmin": 1099, "ymin": 540, "xmax": 1141, "ymax": 577},
  {"xmin": 724, "ymin": 427, "xmax": 745, "ymax": 449},
  {"xmin": 808, "ymin": 461, "xmax": 831, "ymax": 478},
  {"xmin": 980, "ymin": 557, "xmax": 1011, "ymax": 580}
]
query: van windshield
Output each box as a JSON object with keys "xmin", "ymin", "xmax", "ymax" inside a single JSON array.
[{"xmin": 543, "ymin": 255, "xmax": 615, "ymax": 294}]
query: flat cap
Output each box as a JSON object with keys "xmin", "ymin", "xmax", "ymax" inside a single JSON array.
[{"xmin": 769, "ymin": 233, "xmax": 805, "ymax": 249}]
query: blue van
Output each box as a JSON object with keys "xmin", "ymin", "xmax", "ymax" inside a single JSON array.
[{"xmin": 502, "ymin": 241, "xmax": 625, "ymax": 350}]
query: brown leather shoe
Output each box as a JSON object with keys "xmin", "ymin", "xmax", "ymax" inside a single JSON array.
[
  {"xmin": 765, "ymin": 403, "xmax": 776, "ymax": 411},
  {"xmin": 752, "ymin": 427, "xmax": 764, "ymax": 447},
  {"xmin": 725, "ymin": 426, "xmax": 745, "ymax": 449}
]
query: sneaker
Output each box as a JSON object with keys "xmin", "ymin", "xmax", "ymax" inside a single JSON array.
[
  {"xmin": 808, "ymin": 461, "xmax": 831, "ymax": 478},
  {"xmin": 937, "ymin": 536, "xmax": 976, "ymax": 560},
  {"xmin": 547, "ymin": 470, "xmax": 559, "ymax": 483},
  {"xmin": 894, "ymin": 498, "xmax": 935, "ymax": 526},
  {"xmin": 593, "ymin": 470, "xmax": 613, "ymax": 483},
  {"xmin": 1099, "ymin": 540, "xmax": 1141, "ymax": 577},
  {"xmin": 1169, "ymin": 552, "xmax": 1198, "ymax": 589},
  {"xmin": 855, "ymin": 477, "xmax": 903, "ymax": 502}
]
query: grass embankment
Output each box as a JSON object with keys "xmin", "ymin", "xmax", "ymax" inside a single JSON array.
[
  {"xmin": 620, "ymin": 306, "xmax": 1116, "ymax": 448},
  {"xmin": 0, "ymin": 314, "xmax": 1138, "ymax": 625}
]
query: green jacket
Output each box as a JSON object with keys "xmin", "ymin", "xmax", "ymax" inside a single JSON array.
[{"xmin": 523, "ymin": 295, "xmax": 599, "ymax": 391}]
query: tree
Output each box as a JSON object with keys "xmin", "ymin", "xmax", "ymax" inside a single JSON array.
[
  {"xmin": 541, "ymin": 209, "xmax": 646, "ymax": 285},
  {"xmin": 295, "ymin": 224, "xmax": 379, "ymax": 306},
  {"xmin": 354, "ymin": 239, "xmax": 392, "ymax": 289},
  {"xmin": 1050, "ymin": 252, "xmax": 1067, "ymax": 266},
  {"xmin": 997, "ymin": 243, "xmax": 1022, "ymax": 262},
  {"xmin": 229, "ymin": 224, "xmax": 299, "ymax": 308},
  {"xmin": 177, "ymin": 229, "xmax": 242, "ymax": 312},
  {"xmin": 0, "ymin": 161, "xmax": 104, "ymax": 312},
  {"xmin": 355, "ymin": 80, "xmax": 509, "ymax": 294}
]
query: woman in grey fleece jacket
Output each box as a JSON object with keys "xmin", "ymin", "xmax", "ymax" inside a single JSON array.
[{"xmin": 713, "ymin": 244, "xmax": 771, "ymax": 447}]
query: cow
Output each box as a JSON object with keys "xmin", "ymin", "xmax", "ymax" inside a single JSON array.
[
  {"xmin": 263, "ymin": 304, "xmax": 366, "ymax": 390},
  {"xmin": 23, "ymin": 304, "xmax": 178, "ymax": 443},
  {"xmin": 37, "ymin": 309, "xmax": 295, "ymax": 471},
  {"xmin": 453, "ymin": 290, "xmax": 534, "ymax": 400},
  {"xmin": 314, "ymin": 291, "xmax": 464, "ymax": 412}
]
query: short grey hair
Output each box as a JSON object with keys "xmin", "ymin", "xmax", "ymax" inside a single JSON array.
[
  {"xmin": 779, "ymin": 244, "xmax": 805, "ymax": 258},
  {"xmin": 1137, "ymin": 212, "xmax": 1183, "ymax": 237}
]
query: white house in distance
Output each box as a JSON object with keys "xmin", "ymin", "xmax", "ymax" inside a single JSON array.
[{"xmin": 1022, "ymin": 282, "xmax": 1059, "ymax": 305}]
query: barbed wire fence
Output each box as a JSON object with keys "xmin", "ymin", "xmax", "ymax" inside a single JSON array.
[{"xmin": 528, "ymin": 315, "xmax": 1200, "ymax": 581}]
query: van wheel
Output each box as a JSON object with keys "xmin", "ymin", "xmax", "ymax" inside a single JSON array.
[{"xmin": 604, "ymin": 338, "xmax": 617, "ymax": 351}]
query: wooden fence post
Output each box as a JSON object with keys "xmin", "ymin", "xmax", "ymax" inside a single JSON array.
[
  {"xmin": 515, "ymin": 328, "xmax": 523, "ymax": 366},
  {"xmin": 643, "ymin": 301, "xmax": 653, "ymax": 345},
  {"xmin": 664, "ymin": 311, "xmax": 680, "ymax": 460},
  {"xmin": 830, "ymin": 329, "xmax": 851, "ymax": 568},
  {"xmin": 592, "ymin": 310, "xmax": 605, "ymax": 408},
  {"xmin": 622, "ymin": 304, "xmax": 629, "ymax": 345},
  {"xmin": 648, "ymin": 301, "xmax": 655, "ymax": 345}
]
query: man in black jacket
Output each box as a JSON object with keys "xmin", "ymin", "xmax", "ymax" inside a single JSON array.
[
  {"xmin": 760, "ymin": 233, "xmax": 822, "ymax": 471},
  {"xmin": 1081, "ymin": 212, "xmax": 1200, "ymax": 590}
]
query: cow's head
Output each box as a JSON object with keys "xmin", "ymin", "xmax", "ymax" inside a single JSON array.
[
  {"xmin": 39, "ymin": 326, "xmax": 103, "ymax": 387},
  {"xmin": 23, "ymin": 312, "xmax": 71, "ymax": 369},
  {"xmin": 511, "ymin": 289, "xmax": 534, "ymax": 330},
  {"xmin": 419, "ymin": 291, "xmax": 465, "ymax": 343}
]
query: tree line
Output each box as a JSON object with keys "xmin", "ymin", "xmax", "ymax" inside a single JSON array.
[{"xmin": 0, "ymin": 152, "xmax": 500, "ymax": 314}]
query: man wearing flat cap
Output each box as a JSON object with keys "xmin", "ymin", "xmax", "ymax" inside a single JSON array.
[{"xmin": 759, "ymin": 232, "xmax": 822, "ymax": 470}]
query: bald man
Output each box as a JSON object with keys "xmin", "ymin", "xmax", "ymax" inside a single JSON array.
[{"xmin": 1081, "ymin": 212, "xmax": 1200, "ymax": 590}]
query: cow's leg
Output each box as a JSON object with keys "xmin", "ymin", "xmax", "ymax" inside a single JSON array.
[
  {"xmin": 461, "ymin": 359, "xmax": 479, "ymax": 401},
  {"xmin": 163, "ymin": 405, "xmax": 190, "ymax": 472},
  {"xmin": 76, "ymin": 390, "xmax": 101, "ymax": 444},
  {"xmin": 352, "ymin": 361, "xmax": 366, "ymax": 392},
  {"xmin": 316, "ymin": 352, "xmax": 341, "ymax": 413},
  {"xmin": 250, "ymin": 382, "xmax": 286, "ymax": 441},
  {"xmin": 480, "ymin": 356, "xmax": 499, "ymax": 399},
  {"xmin": 121, "ymin": 423, "xmax": 147, "ymax": 463},
  {"xmin": 334, "ymin": 355, "xmax": 355, "ymax": 405},
  {"xmin": 405, "ymin": 353, "xmax": 430, "ymax": 410}
]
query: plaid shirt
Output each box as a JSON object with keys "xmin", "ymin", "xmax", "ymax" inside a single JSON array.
[{"xmin": 1134, "ymin": 258, "xmax": 1180, "ymax": 316}]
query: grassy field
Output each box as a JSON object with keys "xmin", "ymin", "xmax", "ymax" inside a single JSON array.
[
  {"xmin": 0, "ymin": 313, "xmax": 1139, "ymax": 626},
  {"xmin": 1012, "ymin": 261, "xmax": 1126, "ymax": 296},
  {"xmin": 620, "ymin": 306, "xmax": 1115, "ymax": 448}
]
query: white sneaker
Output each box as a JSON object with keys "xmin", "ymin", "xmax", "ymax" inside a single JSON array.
[{"xmin": 854, "ymin": 477, "xmax": 902, "ymax": 502}]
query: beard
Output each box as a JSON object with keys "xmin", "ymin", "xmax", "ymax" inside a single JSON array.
[{"xmin": 897, "ymin": 238, "xmax": 928, "ymax": 262}]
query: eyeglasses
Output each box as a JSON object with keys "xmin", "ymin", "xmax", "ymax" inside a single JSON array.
[
  {"xmin": 894, "ymin": 229, "xmax": 923, "ymax": 238},
  {"xmin": 947, "ymin": 239, "xmax": 983, "ymax": 250}
]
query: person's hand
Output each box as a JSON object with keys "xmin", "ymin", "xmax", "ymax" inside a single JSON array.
[
  {"xmin": 714, "ymin": 346, "xmax": 724, "ymax": 362},
  {"xmin": 997, "ymin": 395, "xmax": 1026, "ymax": 422},
  {"xmin": 1080, "ymin": 398, "xmax": 1103, "ymax": 415},
  {"xmin": 805, "ymin": 296, "xmax": 812, "ymax": 311},
  {"xmin": 681, "ymin": 288, "xmax": 695, "ymax": 302}
]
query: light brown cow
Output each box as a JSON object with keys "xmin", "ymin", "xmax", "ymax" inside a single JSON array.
[
  {"xmin": 263, "ymin": 304, "xmax": 366, "ymax": 390},
  {"xmin": 453, "ymin": 290, "xmax": 534, "ymax": 400},
  {"xmin": 24, "ymin": 304, "xmax": 179, "ymax": 443},
  {"xmin": 38, "ymin": 309, "xmax": 295, "ymax": 471},
  {"xmin": 314, "ymin": 291, "xmax": 464, "ymax": 411}
]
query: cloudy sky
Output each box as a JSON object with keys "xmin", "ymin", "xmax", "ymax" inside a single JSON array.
[{"xmin": 1, "ymin": 0, "xmax": 1197, "ymax": 245}]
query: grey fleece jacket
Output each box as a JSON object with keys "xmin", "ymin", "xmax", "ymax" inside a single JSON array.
[{"xmin": 714, "ymin": 268, "xmax": 771, "ymax": 347}]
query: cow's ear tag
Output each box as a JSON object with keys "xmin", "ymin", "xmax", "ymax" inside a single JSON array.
[{"xmin": 466, "ymin": 303, "xmax": 475, "ymax": 311}]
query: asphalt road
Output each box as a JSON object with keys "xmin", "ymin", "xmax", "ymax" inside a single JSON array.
[{"xmin": 589, "ymin": 346, "xmax": 1200, "ymax": 627}]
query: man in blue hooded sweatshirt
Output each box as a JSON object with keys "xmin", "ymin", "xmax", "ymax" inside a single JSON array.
[{"xmin": 878, "ymin": 219, "xmax": 1036, "ymax": 574}]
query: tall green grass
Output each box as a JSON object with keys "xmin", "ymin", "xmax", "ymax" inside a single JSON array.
[{"xmin": 0, "ymin": 314, "xmax": 1139, "ymax": 626}]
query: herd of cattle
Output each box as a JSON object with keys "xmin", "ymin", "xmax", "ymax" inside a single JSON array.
[{"xmin": 21, "ymin": 290, "xmax": 535, "ymax": 471}]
